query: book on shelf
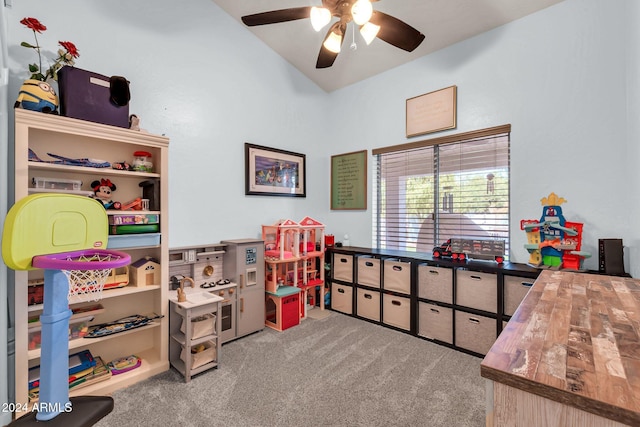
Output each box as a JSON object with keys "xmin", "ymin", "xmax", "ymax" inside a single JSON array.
[{"xmin": 29, "ymin": 356, "xmax": 110, "ymax": 403}]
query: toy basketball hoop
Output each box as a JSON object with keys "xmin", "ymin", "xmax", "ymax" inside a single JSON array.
[
  {"xmin": 33, "ymin": 248, "xmax": 130, "ymax": 303},
  {"xmin": 2, "ymin": 194, "xmax": 130, "ymax": 425}
]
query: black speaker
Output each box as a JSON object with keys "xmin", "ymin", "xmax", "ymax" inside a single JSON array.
[{"xmin": 599, "ymin": 238, "xmax": 625, "ymax": 275}]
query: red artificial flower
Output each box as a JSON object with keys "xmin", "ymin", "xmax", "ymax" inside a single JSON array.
[
  {"xmin": 59, "ymin": 41, "xmax": 79, "ymax": 58},
  {"xmin": 20, "ymin": 17, "xmax": 46, "ymax": 33}
]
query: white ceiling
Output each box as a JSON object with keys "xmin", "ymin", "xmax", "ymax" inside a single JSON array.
[{"xmin": 211, "ymin": 0, "xmax": 564, "ymax": 92}]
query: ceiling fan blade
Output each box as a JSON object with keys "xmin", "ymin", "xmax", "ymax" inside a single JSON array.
[
  {"xmin": 316, "ymin": 22, "xmax": 345, "ymax": 69},
  {"xmin": 241, "ymin": 7, "xmax": 312, "ymax": 26},
  {"xmin": 369, "ymin": 11, "xmax": 425, "ymax": 52}
]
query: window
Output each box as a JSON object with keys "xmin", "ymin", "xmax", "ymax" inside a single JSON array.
[{"xmin": 373, "ymin": 125, "xmax": 510, "ymax": 258}]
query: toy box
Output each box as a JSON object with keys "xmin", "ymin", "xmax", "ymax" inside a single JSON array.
[
  {"xmin": 28, "ymin": 315, "xmax": 93, "ymax": 350},
  {"xmin": 32, "ymin": 177, "xmax": 82, "ymax": 191},
  {"xmin": 57, "ymin": 66, "xmax": 130, "ymax": 128},
  {"xmin": 109, "ymin": 224, "xmax": 160, "ymax": 235},
  {"xmin": 108, "ymin": 213, "xmax": 159, "ymax": 226}
]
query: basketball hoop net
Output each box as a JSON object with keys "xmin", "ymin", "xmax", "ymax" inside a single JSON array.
[{"xmin": 32, "ymin": 249, "xmax": 131, "ymax": 303}]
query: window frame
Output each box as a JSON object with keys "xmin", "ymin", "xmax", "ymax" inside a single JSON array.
[{"xmin": 372, "ymin": 124, "xmax": 511, "ymax": 257}]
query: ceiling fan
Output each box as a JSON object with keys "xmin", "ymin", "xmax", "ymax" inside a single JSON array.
[{"xmin": 241, "ymin": 0, "xmax": 425, "ymax": 69}]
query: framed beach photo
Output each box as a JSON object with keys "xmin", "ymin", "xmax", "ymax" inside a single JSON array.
[{"xmin": 245, "ymin": 143, "xmax": 306, "ymax": 197}]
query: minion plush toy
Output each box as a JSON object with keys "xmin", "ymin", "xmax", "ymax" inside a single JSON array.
[{"xmin": 15, "ymin": 79, "xmax": 59, "ymax": 113}]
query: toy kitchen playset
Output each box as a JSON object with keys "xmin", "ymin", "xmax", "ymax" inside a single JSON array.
[{"xmin": 168, "ymin": 239, "xmax": 265, "ymax": 345}]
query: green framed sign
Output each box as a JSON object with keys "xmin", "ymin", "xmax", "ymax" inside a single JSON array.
[{"xmin": 331, "ymin": 150, "xmax": 367, "ymax": 210}]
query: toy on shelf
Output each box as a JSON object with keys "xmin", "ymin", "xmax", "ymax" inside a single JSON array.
[
  {"xmin": 132, "ymin": 150, "xmax": 153, "ymax": 172},
  {"xmin": 91, "ymin": 178, "xmax": 121, "ymax": 210},
  {"xmin": 432, "ymin": 237, "xmax": 505, "ymax": 263},
  {"xmin": 118, "ymin": 197, "xmax": 142, "ymax": 211},
  {"xmin": 15, "ymin": 79, "xmax": 58, "ymax": 113},
  {"xmin": 129, "ymin": 256, "xmax": 161, "ymax": 287},
  {"xmin": 104, "ymin": 266, "xmax": 129, "ymax": 289},
  {"xmin": 520, "ymin": 192, "xmax": 591, "ymax": 270}
]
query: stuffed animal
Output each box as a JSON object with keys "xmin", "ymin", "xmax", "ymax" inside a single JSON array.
[{"xmin": 91, "ymin": 178, "xmax": 121, "ymax": 209}]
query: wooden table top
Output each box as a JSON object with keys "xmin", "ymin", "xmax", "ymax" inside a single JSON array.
[{"xmin": 481, "ymin": 270, "xmax": 640, "ymax": 426}]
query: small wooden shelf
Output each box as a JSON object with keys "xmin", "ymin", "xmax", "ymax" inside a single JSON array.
[
  {"xmin": 28, "ymin": 161, "xmax": 161, "ymax": 179},
  {"xmin": 170, "ymin": 330, "xmax": 218, "ymax": 347},
  {"xmin": 169, "ymin": 357, "xmax": 218, "ymax": 380},
  {"xmin": 28, "ymin": 188, "xmax": 94, "ymax": 196},
  {"xmin": 67, "ymin": 348, "xmax": 168, "ymax": 398},
  {"xmin": 27, "ymin": 321, "xmax": 161, "ymax": 360},
  {"xmin": 27, "ymin": 285, "xmax": 161, "ymax": 313}
]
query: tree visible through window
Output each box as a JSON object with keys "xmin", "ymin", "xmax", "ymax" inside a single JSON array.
[{"xmin": 373, "ymin": 126, "xmax": 510, "ymax": 258}]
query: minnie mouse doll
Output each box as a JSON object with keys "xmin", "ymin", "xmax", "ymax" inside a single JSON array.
[{"xmin": 91, "ymin": 178, "xmax": 121, "ymax": 209}]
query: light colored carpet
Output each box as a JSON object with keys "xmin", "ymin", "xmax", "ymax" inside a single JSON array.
[{"xmin": 95, "ymin": 312, "xmax": 485, "ymax": 427}]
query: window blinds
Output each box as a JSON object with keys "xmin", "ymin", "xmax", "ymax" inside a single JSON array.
[{"xmin": 373, "ymin": 126, "xmax": 510, "ymax": 257}]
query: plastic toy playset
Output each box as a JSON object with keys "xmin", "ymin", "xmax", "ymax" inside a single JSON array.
[
  {"xmin": 520, "ymin": 192, "xmax": 591, "ymax": 270},
  {"xmin": 2, "ymin": 194, "xmax": 130, "ymax": 426}
]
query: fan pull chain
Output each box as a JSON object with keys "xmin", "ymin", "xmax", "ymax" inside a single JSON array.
[{"xmin": 350, "ymin": 23, "xmax": 357, "ymax": 50}]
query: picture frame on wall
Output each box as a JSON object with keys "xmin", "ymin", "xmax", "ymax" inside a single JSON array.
[
  {"xmin": 331, "ymin": 150, "xmax": 367, "ymax": 210},
  {"xmin": 245, "ymin": 143, "xmax": 306, "ymax": 197},
  {"xmin": 406, "ymin": 85, "xmax": 457, "ymax": 138}
]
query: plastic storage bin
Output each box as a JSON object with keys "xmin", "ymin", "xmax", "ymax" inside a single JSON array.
[
  {"xmin": 383, "ymin": 259, "xmax": 411, "ymax": 294},
  {"xmin": 418, "ymin": 302, "xmax": 453, "ymax": 344},
  {"xmin": 28, "ymin": 315, "xmax": 93, "ymax": 350},
  {"xmin": 455, "ymin": 270, "xmax": 497, "ymax": 313},
  {"xmin": 418, "ymin": 265, "xmax": 453, "ymax": 303},
  {"xmin": 356, "ymin": 288, "xmax": 380, "ymax": 322},
  {"xmin": 32, "ymin": 177, "xmax": 82, "ymax": 191}
]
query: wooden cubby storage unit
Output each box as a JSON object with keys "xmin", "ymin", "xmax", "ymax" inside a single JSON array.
[
  {"xmin": 328, "ymin": 247, "xmax": 541, "ymax": 358},
  {"xmin": 12, "ymin": 109, "xmax": 169, "ymax": 415}
]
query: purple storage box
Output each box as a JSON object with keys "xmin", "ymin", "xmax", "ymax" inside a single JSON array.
[{"xmin": 58, "ymin": 66, "xmax": 129, "ymax": 128}]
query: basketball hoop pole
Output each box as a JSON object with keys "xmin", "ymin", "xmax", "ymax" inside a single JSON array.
[
  {"xmin": 29, "ymin": 249, "xmax": 130, "ymax": 423},
  {"xmin": 37, "ymin": 269, "xmax": 73, "ymax": 421}
]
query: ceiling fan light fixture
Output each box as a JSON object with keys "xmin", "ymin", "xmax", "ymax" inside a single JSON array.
[
  {"xmin": 323, "ymin": 30, "xmax": 343, "ymax": 53},
  {"xmin": 310, "ymin": 7, "xmax": 331, "ymax": 32},
  {"xmin": 351, "ymin": 0, "xmax": 373, "ymax": 26},
  {"xmin": 360, "ymin": 21, "xmax": 380, "ymax": 45}
]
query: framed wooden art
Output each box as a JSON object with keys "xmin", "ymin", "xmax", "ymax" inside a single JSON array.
[
  {"xmin": 406, "ymin": 85, "xmax": 457, "ymax": 138},
  {"xmin": 245, "ymin": 143, "xmax": 306, "ymax": 197},
  {"xmin": 331, "ymin": 150, "xmax": 367, "ymax": 210}
]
